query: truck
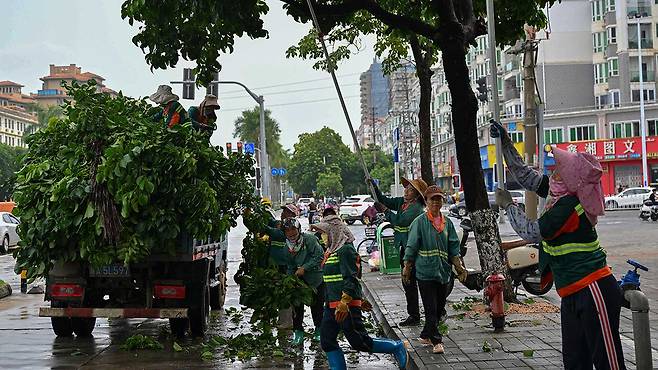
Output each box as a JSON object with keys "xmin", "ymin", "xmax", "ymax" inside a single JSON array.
[{"xmin": 38, "ymin": 234, "xmax": 228, "ymax": 337}]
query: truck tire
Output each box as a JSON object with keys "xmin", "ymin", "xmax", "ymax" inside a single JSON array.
[
  {"xmin": 210, "ymin": 268, "xmax": 227, "ymax": 310},
  {"xmin": 169, "ymin": 318, "xmax": 188, "ymax": 338},
  {"xmin": 189, "ymin": 285, "xmax": 209, "ymax": 337},
  {"xmin": 50, "ymin": 301, "xmax": 73, "ymax": 337},
  {"xmin": 71, "ymin": 317, "xmax": 96, "ymax": 337}
]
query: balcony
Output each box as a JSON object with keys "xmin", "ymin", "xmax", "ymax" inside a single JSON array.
[
  {"xmin": 627, "ymin": 6, "xmax": 651, "ymax": 18},
  {"xmin": 630, "ymin": 70, "xmax": 655, "ymax": 82},
  {"xmin": 628, "ymin": 39, "xmax": 653, "ymax": 49},
  {"xmin": 37, "ymin": 89, "xmax": 64, "ymax": 96}
]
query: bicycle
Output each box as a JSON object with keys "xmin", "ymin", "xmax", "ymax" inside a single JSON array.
[{"xmin": 356, "ymin": 213, "xmax": 386, "ymax": 255}]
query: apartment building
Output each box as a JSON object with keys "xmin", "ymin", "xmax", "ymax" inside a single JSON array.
[
  {"xmin": 34, "ymin": 64, "xmax": 116, "ymax": 107},
  {"xmin": 0, "ymin": 106, "xmax": 35, "ymax": 148},
  {"xmin": 0, "ymin": 81, "xmax": 36, "ymax": 109}
]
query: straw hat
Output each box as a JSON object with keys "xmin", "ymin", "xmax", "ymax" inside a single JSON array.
[
  {"xmin": 424, "ymin": 185, "xmax": 446, "ymax": 201},
  {"xmin": 401, "ymin": 177, "xmax": 429, "ymax": 197},
  {"xmin": 149, "ymin": 85, "xmax": 179, "ymax": 105},
  {"xmin": 201, "ymin": 94, "xmax": 220, "ymax": 109}
]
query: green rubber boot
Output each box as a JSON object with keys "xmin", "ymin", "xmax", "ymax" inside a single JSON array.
[
  {"xmin": 291, "ymin": 330, "xmax": 305, "ymax": 346},
  {"xmin": 313, "ymin": 328, "xmax": 321, "ymax": 342}
]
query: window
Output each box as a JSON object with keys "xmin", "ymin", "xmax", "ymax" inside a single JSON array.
[
  {"xmin": 509, "ymin": 131, "xmax": 524, "ymax": 143},
  {"xmin": 569, "ymin": 125, "xmax": 596, "ymax": 141},
  {"xmin": 608, "ymin": 0, "xmax": 616, "ymax": 11},
  {"xmin": 609, "ymin": 89, "xmax": 621, "ymax": 107},
  {"xmin": 611, "ymin": 121, "xmax": 640, "ymax": 138},
  {"xmin": 591, "ymin": 0, "xmax": 604, "ymax": 21},
  {"xmin": 596, "ymin": 94, "xmax": 609, "ymax": 108},
  {"xmin": 608, "ymin": 57, "xmax": 619, "ymax": 76},
  {"xmin": 593, "ymin": 32, "xmax": 607, "ymax": 53},
  {"xmin": 607, "ymin": 26, "xmax": 617, "ymax": 44},
  {"xmin": 649, "ymin": 119, "xmax": 658, "ymax": 136},
  {"xmin": 544, "ymin": 128, "xmax": 564, "ymax": 144},
  {"xmin": 595, "ymin": 63, "xmax": 609, "ymax": 84},
  {"xmin": 631, "ymin": 88, "xmax": 656, "ymax": 102}
]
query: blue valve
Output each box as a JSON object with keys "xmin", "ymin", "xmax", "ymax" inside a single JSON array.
[{"xmin": 618, "ymin": 259, "xmax": 649, "ymax": 290}]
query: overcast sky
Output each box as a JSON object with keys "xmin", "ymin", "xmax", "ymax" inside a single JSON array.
[{"xmin": 1, "ymin": 0, "xmax": 377, "ymax": 151}]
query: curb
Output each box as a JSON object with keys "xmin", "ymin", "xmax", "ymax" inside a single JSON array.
[
  {"xmin": 0, "ymin": 282, "xmax": 12, "ymax": 299},
  {"xmin": 361, "ymin": 277, "xmax": 421, "ymax": 370}
]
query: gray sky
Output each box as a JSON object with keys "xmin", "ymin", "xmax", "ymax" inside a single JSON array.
[{"xmin": 1, "ymin": 0, "xmax": 376, "ymax": 150}]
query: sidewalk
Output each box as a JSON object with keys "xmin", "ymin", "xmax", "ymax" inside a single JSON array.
[{"xmin": 361, "ymin": 269, "xmax": 646, "ymax": 369}]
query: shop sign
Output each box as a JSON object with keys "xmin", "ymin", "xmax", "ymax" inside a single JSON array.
[{"xmin": 553, "ymin": 137, "xmax": 658, "ymax": 161}]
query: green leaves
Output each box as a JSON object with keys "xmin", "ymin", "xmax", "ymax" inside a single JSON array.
[{"xmin": 13, "ymin": 82, "xmax": 256, "ymax": 279}]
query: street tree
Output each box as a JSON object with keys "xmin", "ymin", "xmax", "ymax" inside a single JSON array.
[
  {"xmin": 0, "ymin": 144, "xmax": 26, "ymax": 201},
  {"xmin": 26, "ymin": 104, "xmax": 63, "ymax": 136},
  {"xmin": 287, "ymin": 126, "xmax": 354, "ymax": 195},
  {"xmin": 233, "ymin": 107, "xmax": 289, "ymax": 168},
  {"xmin": 316, "ymin": 165, "xmax": 343, "ymax": 198},
  {"xmin": 121, "ymin": 0, "xmax": 558, "ymax": 300},
  {"xmin": 343, "ymin": 145, "xmax": 394, "ymax": 195}
]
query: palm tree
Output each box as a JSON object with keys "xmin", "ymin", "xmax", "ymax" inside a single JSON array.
[{"xmin": 233, "ymin": 107, "xmax": 289, "ymax": 167}]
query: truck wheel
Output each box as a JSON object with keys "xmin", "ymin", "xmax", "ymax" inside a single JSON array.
[
  {"xmin": 71, "ymin": 318, "xmax": 96, "ymax": 337},
  {"xmin": 169, "ymin": 318, "xmax": 189, "ymax": 338},
  {"xmin": 189, "ymin": 285, "xmax": 209, "ymax": 337},
  {"xmin": 210, "ymin": 268, "xmax": 227, "ymax": 310},
  {"xmin": 50, "ymin": 301, "xmax": 73, "ymax": 337}
]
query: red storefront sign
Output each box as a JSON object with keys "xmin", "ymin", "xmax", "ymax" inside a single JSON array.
[{"xmin": 552, "ymin": 137, "xmax": 658, "ymax": 161}]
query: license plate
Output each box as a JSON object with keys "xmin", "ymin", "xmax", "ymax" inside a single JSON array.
[{"xmin": 89, "ymin": 264, "xmax": 130, "ymax": 277}]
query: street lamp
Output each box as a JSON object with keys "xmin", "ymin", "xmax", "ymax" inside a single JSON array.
[
  {"xmin": 170, "ymin": 78, "xmax": 271, "ymax": 198},
  {"xmin": 631, "ymin": 13, "xmax": 650, "ymax": 187}
]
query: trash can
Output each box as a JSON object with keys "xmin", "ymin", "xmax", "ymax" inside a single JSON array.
[{"xmin": 377, "ymin": 222, "xmax": 400, "ymax": 275}]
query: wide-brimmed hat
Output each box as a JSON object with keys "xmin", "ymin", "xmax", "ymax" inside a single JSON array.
[
  {"xmin": 201, "ymin": 94, "xmax": 220, "ymax": 109},
  {"xmin": 281, "ymin": 203, "xmax": 300, "ymax": 217},
  {"xmin": 401, "ymin": 177, "xmax": 429, "ymax": 196},
  {"xmin": 149, "ymin": 85, "xmax": 179, "ymax": 105},
  {"xmin": 424, "ymin": 185, "xmax": 446, "ymax": 201}
]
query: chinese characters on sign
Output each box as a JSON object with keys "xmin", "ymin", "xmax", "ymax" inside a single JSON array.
[{"xmin": 552, "ymin": 137, "xmax": 658, "ymax": 161}]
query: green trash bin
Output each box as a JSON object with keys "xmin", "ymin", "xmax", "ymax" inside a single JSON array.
[{"xmin": 377, "ymin": 223, "xmax": 400, "ymax": 274}]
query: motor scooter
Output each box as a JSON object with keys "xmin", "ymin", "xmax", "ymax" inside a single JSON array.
[
  {"xmin": 639, "ymin": 199, "xmax": 658, "ymax": 221},
  {"xmin": 455, "ymin": 218, "xmax": 552, "ymax": 296}
]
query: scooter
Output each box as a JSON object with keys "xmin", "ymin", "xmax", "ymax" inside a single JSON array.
[
  {"xmin": 639, "ymin": 199, "xmax": 658, "ymax": 221},
  {"xmin": 455, "ymin": 218, "xmax": 552, "ymax": 296}
]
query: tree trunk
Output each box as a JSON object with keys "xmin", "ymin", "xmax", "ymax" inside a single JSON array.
[
  {"xmin": 439, "ymin": 36, "xmax": 515, "ymax": 301},
  {"xmin": 410, "ymin": 37, "xmax": 435, "ymax": 185}
]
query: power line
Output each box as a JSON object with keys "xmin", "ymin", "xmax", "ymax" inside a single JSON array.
[
  {"xmin": 220, "ymin": 83, "xmax": 360, "ymax": 100},
  {"xmin": 220, "ymin": 95, "xmax": 360, "ymax": 112},
  {"xmin": 219, "ymin": 72, "xmax": 362, "ymax": 95}
]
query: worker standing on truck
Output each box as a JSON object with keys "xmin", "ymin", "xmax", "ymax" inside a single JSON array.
[
  {"xmin": 310, "ymin": 215, "xmax": 408, "ymax": 370},
  {"xmin": 281, "ymin": 218, "xmax": 325, "ymax": 345},
  {"xmin": 491, "ymin": 121, "xmax": 626, "ymax": 369},
  {"xmin": 188, "ymin": 94, "xmax": 219, "ymax": 136},
  {"xmin": 369, "ymin": 177, "xmax": 428, "ymax": 327},
  {"xmin": 149, "ymin": 85, "xmax": 188, "ymax": 128}
]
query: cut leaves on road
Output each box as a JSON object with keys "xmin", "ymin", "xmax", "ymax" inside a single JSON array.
[{"xmin": 121, "ymin": 334, "xmax": 164, "ymax": 351}]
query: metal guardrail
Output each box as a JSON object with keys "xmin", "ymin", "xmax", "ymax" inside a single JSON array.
[{"xmin": 604, "ymin": 203, "xmax": 644, "ymax": 211}]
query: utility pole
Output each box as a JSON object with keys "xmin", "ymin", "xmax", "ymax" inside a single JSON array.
[
  {"xmin": 635, "ymin": 14, "xmax": 649, "ymax": 187},
  {"xmin": 486, "ymin": 0, "xmax": 505, "ymax": 223},
  {"xmin": 522, "ymin": 28, "xmax": 539, "ymax": 220}
]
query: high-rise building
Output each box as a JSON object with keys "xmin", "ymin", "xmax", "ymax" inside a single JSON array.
[
  {"xmin": 34, "ymin": 64, "xmax": 116, "ymax": 107},
  {"xmin": 358, "ymin": 60, "xmax": 390, "ymax": 150}
]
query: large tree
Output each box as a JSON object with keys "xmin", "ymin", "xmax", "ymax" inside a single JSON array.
[
  {"xmin": 342, "ymin": 144, "xmax": 394, "ymax": 195},
  {"xmin": 121, "ymin": 0, "xmax": 557, "ymax": 300},
  {"xmin": 233, "ymin": 107, "xmax": 289, "ymax": 168},
  {"xmin": 0, "ymin": 144, "xmax": 26, "ymax": 201}
]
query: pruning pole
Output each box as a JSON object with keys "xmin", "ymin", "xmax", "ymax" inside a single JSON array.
[{"xmin": 304, "ymin": 0, "xmax": 378, "ymax": 201}]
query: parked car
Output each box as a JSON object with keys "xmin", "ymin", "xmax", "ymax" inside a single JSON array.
[
  {"xmin": 0, "ymin": 212, "xmax": 20, "ymax": 253},
  {"xmin": 605, "ymin": 187, "xmax": 654, "ymax": 209},
  {"xmin": 339, "ymin": 195, "xmax": 375, "ymax": 225},
  {"xmin": 449, "ymin": 191, "xmax": 524, "ymax": 218}
]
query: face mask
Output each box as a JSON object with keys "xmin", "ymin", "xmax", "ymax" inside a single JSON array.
[
  {"xmin": 321, "ymin": 233, "xmax": 329, "ymax": 245},
  {"xmin": 286, "ymin": 235, "xmax": 303, "ymax": 253},
  {"xmin": 549, "ymin": 174, "xmax": 569, "ymax": 198}
]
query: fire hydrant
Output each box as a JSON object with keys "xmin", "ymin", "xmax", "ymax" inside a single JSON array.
[{"xmin": 485, "ymin": 273, "xmax": 506, "ymax": 331}]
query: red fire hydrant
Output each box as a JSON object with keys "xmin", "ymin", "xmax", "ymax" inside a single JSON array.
[{"xmin": 485, "ymin": 273, "xmax": 506, "ymax": 331}]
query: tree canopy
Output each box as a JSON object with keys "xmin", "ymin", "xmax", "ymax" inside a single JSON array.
[
  {"xmin": 233, "ymin": 107, "xmax": 289, "ymax": 168},
  {"xmin": 0, "ymin": 144, "xmax": 26, "ymax": 201}
]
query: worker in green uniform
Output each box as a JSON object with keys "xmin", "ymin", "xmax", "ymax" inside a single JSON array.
[
  {"xmin": 491, "ymin": 121, "xmax": 625, "ymax": 369},
  {"xmin": 188, "ymin": 94, "xmax": 219, "ymax": 135},
  {"xmin": 404, "ymin": 185, "xmax": 467, "ymax": 354},
  {"xmin": 281, "ymin": 218, "xmax": 325, "ymax": 345},
  {"xmin": 311, "ymin": 214, "xmax": 408, "ymax": 370},
  {"xmin": 149, "ymin": 85, "xmax": 188, "ymax": 128},
  {"xmin": 370, "ymin": 177, "xmax": 428, "ymax": 326}
]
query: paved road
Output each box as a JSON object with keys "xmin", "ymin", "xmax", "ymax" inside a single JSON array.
[{"xmin": 0, "ymin": 218, "xmax": 398, "ymax": 370}]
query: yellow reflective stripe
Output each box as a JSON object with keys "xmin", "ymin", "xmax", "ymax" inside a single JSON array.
[
  {"xmin": 418, "ymin": 249, "xmax": 448, "ymax": 259},
  {"xmin": 575, "ymin": 203, "xmax": 584, "ymax": 216},
  {"xmin": 325, "ymin": 258, "xmax": 339, "ymax": 265},
  {"xmin": 542, "ymin": 239, "xmax": 601, "ymax": 256},
  {"xmin": 323, "ymin": 274, "xmax": 343, "ymax": 282},
  {"xmin": 394, "ymin": 226, "xmax": 409, "ymax": 233},
  {"xmin": 270, "ymin": 241, "xmax": 286, "ymax": 247}
]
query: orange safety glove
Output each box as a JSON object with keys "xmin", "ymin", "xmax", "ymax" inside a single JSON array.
[
  {"xmin": 360, "ymin": 298, "xmax": 373, "ymax": 312},
  {"xmin": 335, "ymin": 292, "xmax": 352, "ymax": 323}
]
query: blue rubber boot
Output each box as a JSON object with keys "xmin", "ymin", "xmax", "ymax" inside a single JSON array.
[
  {"xmin": 326, "ymin": 350, "xmax": 347, "ymax": 370},
  {"xmin": 371, "ymin": 338, "xmax": 408, "ymax": 369}
]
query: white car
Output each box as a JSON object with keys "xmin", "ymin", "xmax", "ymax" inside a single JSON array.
[
  {"xmin": 0, "ymin": 212, "xmax": 20, "ymax": 253},
  {"xmin": 297, "ymin": 197, "xmax": 315, "ymax": 216},
  {"xmin": 605, "ymin": 187, "xmax": 654, "ymax": 209},
  {"xmin": 339, "ymin": 195, "xmax": 375, "ymax": 225}
]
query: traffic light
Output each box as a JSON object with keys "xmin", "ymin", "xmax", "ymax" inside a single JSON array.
[
  {"xmin": 182, "ymin": 68, "xmax": 195, "ymax": 100},
  {"xmin": 475, "ymin": 76, "xmax": 488, "ymax": 103},
  {"xmin": 226, "ymin": 142, "xmax": 232, "ymax": 154},
  {"xmin": 237, "ymin": 141, "xmax": 243, "ymax": 154},
  {"xmin": 206, "ymin": 72, "xmax": 219, "ymax": 96},
  {"xmin": 452, "ymin": 174, "xmax": 461, "ymax": 189}
]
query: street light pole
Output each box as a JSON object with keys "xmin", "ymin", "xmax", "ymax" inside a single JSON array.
[{"xmin": 636, "ymin": 14, "xmax": 649, "ymax": 187}]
